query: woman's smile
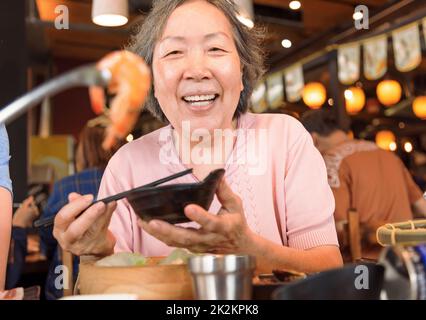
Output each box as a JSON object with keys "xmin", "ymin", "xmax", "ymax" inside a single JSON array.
[{"xmin": 181, "ymin": 93, "xmax": 220, "ymax": 112}]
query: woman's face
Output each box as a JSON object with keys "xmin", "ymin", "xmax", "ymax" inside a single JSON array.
[{"xmin": 152, "ymin": 0, "xmax": 244, "ymax": 134}]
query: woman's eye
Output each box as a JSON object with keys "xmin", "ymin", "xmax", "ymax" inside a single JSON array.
[
  {"xmin": 209, "ymin": 47, "xmax": 224, "ymax": 52},
  {"xmin": 165, "ymin": 50, "xmax": 182, "ymax": 57}
]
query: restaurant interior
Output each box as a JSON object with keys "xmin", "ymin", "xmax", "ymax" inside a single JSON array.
[{"xmin": 1, "ymin": 0, "xmax": 426, "ymax": 301}]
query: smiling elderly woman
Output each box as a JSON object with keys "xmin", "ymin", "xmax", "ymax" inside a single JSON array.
[{"xmin": 53, "ymin": 0, "xmax": 343, "ymax": 273}]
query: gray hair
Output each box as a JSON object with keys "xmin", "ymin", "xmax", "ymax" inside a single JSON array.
[{"xmin": 127, "ymin": 0, "xmax": 265, "ymax": 123}]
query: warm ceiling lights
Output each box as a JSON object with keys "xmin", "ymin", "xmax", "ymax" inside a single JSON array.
[
  {"xmin": 389, "ymin": 142, "xmax": 397, "ymax": 152},
  {"xmin": 281, "ymin": 39, "xmax": 292, "ymax": 48},
  {"xmin": 377, "ymin": 80, "xmax": 402, "ymax": 107},
  {"xmin": 344, "ymin": 89, "xmax": 353, "ymax": 100},
  {"xmin": 412, "ymin": 96, "xmax": 426, "ymax": 119},
  {"xmin": 302, "ymin": 82, "xmax": 327, "ymax": 109},
  {"xmin": 353, "ymin": 11, "xmax": 363, "ymax": 20},
  {"xmin": 234, "ymin": 0, "xmax": 255, "ymax": 29},
  {"xmin": 345, "ymin": 87, "xmax": 366, "ymax": 115},
  {"xmin": 376, "ymin": 130, "xmax": 396, "ymax": 151},
  {"xmin": 237, "ymin": 15, "xmax": 254, "ymax": 28},
  {"xmin": 92, "ymin": 0, "xmax": 129, "ymax": 27},
  {"xmin": 126, "ymin": 134, "xmax": 134, "ymax": 142},
  {"xmin": 404, "ymin": 142, "xmax": 413, "ymax": 153},
  {"xmin": 289, "ymin": 1, "xmax": 302, "ymax": 10}
]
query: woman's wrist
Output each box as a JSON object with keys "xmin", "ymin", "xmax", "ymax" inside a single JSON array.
[
  {"xmin": 240, "ymin": 228, "xmax": 261, "ymax": 257},
  {"xmin": 92, "ymin": 230, "xmax": 116, "ymax": 257},
  {"xmin": 241, "ymin": 230, "xmax": 282, "ymax": 274},
  {"xmin": 245, "ymin": 232, "xmax": 269, "ymax": 274}
]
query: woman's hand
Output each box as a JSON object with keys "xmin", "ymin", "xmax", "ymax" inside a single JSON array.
[
  {"xmin": 53, "ymin": 193, "xmax": 117, "ymax": 257},
  {"xmin": 138, "ymin": 178, "xmax": 255, "ymax": 254},
  {"xmin": 12, "ymin": 196, "xmax": 40, "ymax": 228}
]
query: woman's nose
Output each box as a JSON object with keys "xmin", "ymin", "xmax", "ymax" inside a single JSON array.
[{"xmin": 182, "ymin": 50, "xmax": 212, "ymax": 81}]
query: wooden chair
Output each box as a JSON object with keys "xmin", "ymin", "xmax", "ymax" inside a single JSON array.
[
  {"xmin": 336, "ymin": 209, "xmax": 361, "ymax": 263},
  {"xmin": 347, "ymin": 209, "xmax": 362, "ymax": 262},
  {"xmin": 337, "ymin": 209, "xmax": 383, "ymax": 263},
  {"xmin": 60, "ymin": 248, "xmax": 74, "ymax": 297}
]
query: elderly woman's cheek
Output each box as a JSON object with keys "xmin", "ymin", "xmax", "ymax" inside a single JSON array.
[
  {"xmin": 153, "ymin": 62, "xmax": 180, "ymax": 103},
  {"xmin": 214, "ymin": 58, "xmax": 244, "ymax": 92}
]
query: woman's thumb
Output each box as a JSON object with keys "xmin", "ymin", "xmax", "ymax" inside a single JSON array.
[{"xmin": 216, "ymin": 177, "xmax": 242, "ymax": 212}]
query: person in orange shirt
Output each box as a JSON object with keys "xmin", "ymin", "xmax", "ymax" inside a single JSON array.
[{"xmin": 301, "ymin": 110, "xmax": 426, "ymax": 256}]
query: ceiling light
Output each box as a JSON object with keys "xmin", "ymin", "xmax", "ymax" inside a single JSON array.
[
  {"xmin": 344, "ymin": 89, "xmax": 353, "ymax": 100},
  {"xmin": 404, "ymin": 142, "xmax": 413, "ymax": 153},
  {"xmin": 281, "ymin": 39, "xmax": 292, "ymax": 48},
  {"xmin": 235, "ymin": 0, "xmax": 255, "ymax": 29},
  {"xmin": 92, "ymin": 0, "xmax": 129, "ymax": 27},
  {"xmin": 289, "ymin": 1, "xmax": 302, "ymax": 10},
  {"xmin": 353, "ymin": 12, "xmax": 363, "ymax": 20},
  {"xmin": 237, "ymin": 15, "xmax": 254, "ymax": 28}
]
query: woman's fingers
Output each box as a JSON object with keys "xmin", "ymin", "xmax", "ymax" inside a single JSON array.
[
  {"xmin": 139, "ymin": 219, "xmax": 222, "ymax": 249},
  {"xmin": 216, "ymin": 177, "xmax": 243, "ymax": 213},
  {"xmin": 101, "ymin": 201, "xmax": 117, "ymax": 230},
  {"xmin": 184, "ymin": 204, "xmax": 221, "ymax": 232},
  {"xmin": 54, "ymin": 194, "xmax": 94, "ymax": 232},
  {"xmin": 53, "ymin": 196, "xmax": 117, "ymax": 256},
  {"xmin": 139, "ymin": 219, "xmax": 198, "ymax": 247},
  {"xmin": 62, "ymin": 201, "xmax": 113, "ymax": 244}
]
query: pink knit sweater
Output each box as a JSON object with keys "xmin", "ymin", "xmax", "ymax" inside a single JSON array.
[{"xmin": 99, "ymin": 112, "xmax": 338, "ymax": 256}]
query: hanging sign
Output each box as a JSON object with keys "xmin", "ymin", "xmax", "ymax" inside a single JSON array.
[
  {"xmin": 338, "ymin": 42, "xmax": 360, "ymax": 85},
  {"xmin": 363, "ymin": 35, "xmax": 387, "ymax": 80},
  {"xmin": 266, "ymin": 72, "xmax": 284, "ymax": 109},
  {"xmin": 251, "ymin": 81, "xmax": 268, "ymax": 113},
  {"xmin": 284, "ymin": 64, "xmax": 304, "ymax": 103},
  {"xmin": 392, "ymin": 23, "xmax": 421, "ymax": 72}
]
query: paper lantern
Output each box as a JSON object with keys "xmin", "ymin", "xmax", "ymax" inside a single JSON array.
[
  {"xmin": 302, "ymin": 82, "xmax": 327, "ymax": 109},
  {"xmin": 376, "ymin": 80, "xmax": 402, "ymax": 106},
  {"xmin": 412, "ymin": 96, "xmax": 426, "ymax": 119},
  {"xmin": 375, "ymin": 130, "xmax": 396, "ymax": 150},
  {"xmin": 345, "ymin": 87, "xmax": 365, "ymax": 114}
]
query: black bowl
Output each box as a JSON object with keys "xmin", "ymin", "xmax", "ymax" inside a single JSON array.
[
  {"xmin": 126, "ymin": 169, "xmax": 225, "ymax": 224},
  {"xmin": 272, "ymin": 263, "xmax": 384, "ymax": 300}
]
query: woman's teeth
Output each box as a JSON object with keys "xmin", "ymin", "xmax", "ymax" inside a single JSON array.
[{"xmin": 183, "ymin": 94, "xmax": 216, "ymax": 106}]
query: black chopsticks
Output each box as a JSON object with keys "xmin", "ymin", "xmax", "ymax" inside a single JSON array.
[{"xmin": 33, "ymin": 168, "xmax": 193, "ymax": 228}]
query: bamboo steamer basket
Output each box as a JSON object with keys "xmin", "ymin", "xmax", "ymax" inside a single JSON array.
[{"xmin": 77, "ymin": 257, "xmax": 194, "ymax": 300}]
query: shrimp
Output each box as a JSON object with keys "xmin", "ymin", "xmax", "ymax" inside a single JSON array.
[{"xmin": 89, "ymin": 51, "xmax": 151, "ymax": 150}]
